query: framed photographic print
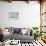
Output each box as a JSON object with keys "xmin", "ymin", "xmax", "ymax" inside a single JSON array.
[{"xmin": 8, "ymin": 12, "xmax": 19, "ymax": 20}]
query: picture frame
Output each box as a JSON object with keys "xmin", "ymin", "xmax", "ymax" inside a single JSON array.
[{"xmin": 8, "ymin": 12, "xmax": 19, "ymax": 20}]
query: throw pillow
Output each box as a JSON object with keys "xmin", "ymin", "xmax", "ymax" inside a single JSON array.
[
  {"xmin": 14, "ymin": 28, "xmax": 21, "ymax": 33},
  {"xmin": 21, "ymin": 28, "xmax": 27, "ymax": 35},
  {"xmin": 25, "ymin": 28, "xmax": 31, "ymax": 35},
  {"xmin": 8, "ymin": 27, "xmax": 14, "ymax": 34}
]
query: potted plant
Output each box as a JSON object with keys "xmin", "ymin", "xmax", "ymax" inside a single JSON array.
[
  {"xmin": 32, "ymin": 27, "xmax": 38, "ymax": 40},
  {"xmin": 32, "ymin": 27, "xmax": 43, "ymax": 40}
]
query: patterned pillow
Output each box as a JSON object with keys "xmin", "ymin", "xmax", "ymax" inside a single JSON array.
[
  {"xmin": 8, "ymin": 27, "xmax": 14, "ymax": 34},
  {"xmin": 14, "ymin": 28, "xmax": 21, "ymax": 33}
]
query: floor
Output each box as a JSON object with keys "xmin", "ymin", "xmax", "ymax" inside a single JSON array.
[
  {"xmin": 21, "ymin": 40, "xmax": 46, "ymax": 46},
  {"xmin": 0, "ymin": 40, "xmax": 46, "ymax": 46}
]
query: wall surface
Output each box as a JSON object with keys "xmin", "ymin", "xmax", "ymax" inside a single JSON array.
[{"xmin": 0, "ymin": 1, "xmax": 40, "ymax": 28}]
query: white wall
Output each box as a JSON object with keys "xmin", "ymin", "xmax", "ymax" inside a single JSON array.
[{"xmin": 0, "ymin": 1, "xmax": 40, "ymax": 28}]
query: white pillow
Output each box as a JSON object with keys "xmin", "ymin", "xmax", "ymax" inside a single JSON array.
[
  {"xmin": 25, "ymin": 28, "xmax": 31, "ymax": 35},
  {"xmin": 2, "ymin": 29, "xmax": 10, "ymax": 36},
  {"xmin": 21, "ymin": 29, "xmax": 27, "ymax": 35}
]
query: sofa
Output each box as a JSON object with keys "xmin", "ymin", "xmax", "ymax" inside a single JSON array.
[{"xmin": 3, "ymin": 27, "xmax": 34, "ymax": 43}]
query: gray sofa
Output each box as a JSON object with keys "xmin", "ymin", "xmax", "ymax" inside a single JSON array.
[
  {"xmin": 4, "ymin": 27, "xmax": 34, "ymax": 43},
  {"xmin": 9, "ymin": 33, "xmax": 34, "ymax": 43}
]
